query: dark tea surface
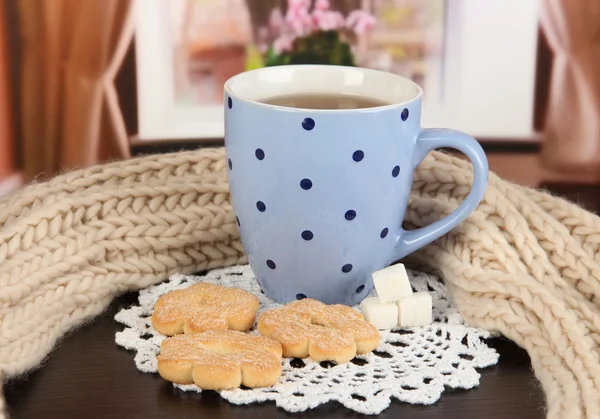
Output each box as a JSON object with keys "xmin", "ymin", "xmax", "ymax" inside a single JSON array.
[{"xmin": 260, "ymin": 93, "xmax": 390, "ymax": 109}]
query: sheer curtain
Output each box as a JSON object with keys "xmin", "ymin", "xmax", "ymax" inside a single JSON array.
[
  {"xmin": 539, "ymin": 0, "xmax": 600, "ymax": 174},
  {"xmin": 17, "ymin": 0, "xmax": 135, "ymax": 181}
]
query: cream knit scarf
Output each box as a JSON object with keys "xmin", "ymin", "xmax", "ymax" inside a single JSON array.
[{"xmin": 1, "ymin": 148, "xmax": 599, "ymax": 419}]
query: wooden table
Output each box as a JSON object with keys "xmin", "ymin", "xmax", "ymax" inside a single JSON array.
[{"xmin": 6, "ymin": 183, "xmax": 598, "ymax": 419}]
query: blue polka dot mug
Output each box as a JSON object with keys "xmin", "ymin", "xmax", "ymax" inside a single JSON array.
[{"xmin": 224, "ymin": 65, "xmax": 488, "ymax": 306}]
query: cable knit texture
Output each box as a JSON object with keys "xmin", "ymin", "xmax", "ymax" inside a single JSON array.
[{"xmin": 1, "ymin": 147, "xmax": 599, "ymax": 419}]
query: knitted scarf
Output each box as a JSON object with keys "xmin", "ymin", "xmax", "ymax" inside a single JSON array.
[{"xmin": 1, "ymin": 148, "xmax": 599, "ymax": 419}]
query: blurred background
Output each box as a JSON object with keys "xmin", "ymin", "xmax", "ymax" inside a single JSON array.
[{"xmin": 0, "ymin": 0, "xmax": 598, "ymax": 201}]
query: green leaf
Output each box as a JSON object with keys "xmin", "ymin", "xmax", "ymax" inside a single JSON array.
[{"xmin": 264, "ymin": 30, "xmax": 357, "ymax": 67}]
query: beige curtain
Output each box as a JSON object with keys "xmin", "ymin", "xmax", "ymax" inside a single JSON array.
[
  {"xmin": 539, "ymin": 0, "xmax": 600, "ymax": 174},
  {"xmin": 17, "ymin": 0, "xmax": 134, "ymax": 181}
]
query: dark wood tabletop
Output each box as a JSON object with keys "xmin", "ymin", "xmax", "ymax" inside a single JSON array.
[{"xmin": 5, "ymin": 183, "xmax": 599, "ymax": 419}]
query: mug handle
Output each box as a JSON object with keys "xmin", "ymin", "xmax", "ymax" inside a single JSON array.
[{"xmin": 392, "ymin": 128, "xmax": 489, "ymax": 261}]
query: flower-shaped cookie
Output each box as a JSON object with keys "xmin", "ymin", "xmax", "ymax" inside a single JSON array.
[
  {"xmin": 151, "ymin": 283, "xmax": 260, "ymax": 336},
  {"xmin": 157, "ymin": 329, "xmax": 283, "ymax": 389},
  {"xmin": 257, "ymin": 298, "xmax": 380, "ymax": 364}
]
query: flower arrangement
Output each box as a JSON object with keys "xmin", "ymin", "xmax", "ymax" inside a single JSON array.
[{"xmin": 257, "ymin": 0, "xmax": 376, "ymax": 67}]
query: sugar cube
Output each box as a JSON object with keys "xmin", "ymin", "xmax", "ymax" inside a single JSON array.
[
  {"xmin": 397, "ymin": 292, "xmax": 433, "ymax": 327},
  {"xmin": 360, "ymin": 297, "xmax": 399, "ymax": 330},
  {"xmin": 372, "ymin": 263, "xmax": 413, "ymax": 304}
]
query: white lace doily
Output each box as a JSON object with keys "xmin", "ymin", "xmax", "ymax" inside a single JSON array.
[{"xmin": 114, "ymin": 265, "xmax": 498, "ymax": 415}]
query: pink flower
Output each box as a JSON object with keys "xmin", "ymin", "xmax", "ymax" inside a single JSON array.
[
  {"xmin": 266, "ymin": 0, "xmax": 378, "ymax": 57},
  {"xmin": 346, "ymin": 10, "xmax": 376, "ymax": 35},
  {"xmin": 314, "ymin": 0, "xmax": 330, "ymax": 11},
  {"xmin": 269, "ymin": 8, "xmax": 284, "ymax": 32},
  {"xmin": 257, "ymin": 27, "xmax": 270, "ymax": 53},
  {"xmin": 273, "ymin": 34, "xmax": 295, "ymax": 54},
  {"xmin": 285, "ymin": 4, "xmax": 313, "ymax": 36},
  {"xmin": 258, "ymin": 27, "xmax": 269, "ymax": 40},
  {"xmin": 313, "ymin": 10, "xmax": 345, "ymax": 31},
  {"xmin": 288, "ymin": 0, "xmax": 311, "ymax": 12}
]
